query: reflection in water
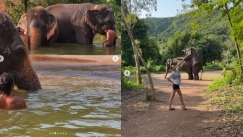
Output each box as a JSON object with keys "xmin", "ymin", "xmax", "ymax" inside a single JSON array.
[
  {"xmin": 103, "ymin": 45, "xmax": 116, "ymax": 55},
  {"xmin": 0, "ymin": 65, "xmax": 121, "ymax": 136},
  {"xmin": 30, "ymin": 36, "xmax": 121, "ymax": 55}
]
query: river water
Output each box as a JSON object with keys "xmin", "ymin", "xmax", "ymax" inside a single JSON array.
[
  {"xmin": 30, "ymin": 36, "xmax": 121, "ymax": 55},
  {"xmin": 0, "ymin": 36, "xmax": 121, "ymax": 136}
]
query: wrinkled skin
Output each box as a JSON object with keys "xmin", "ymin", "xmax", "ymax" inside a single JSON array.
[
  {"xmin": 46, "ymin": 3, "xmax": 116, "ymax": 45},
  {"xmin": 0, "ymin": 12, "xmax": 41, "ymax": 90},
  {"xmin": 183, "ymin": 48, "xmax": 203, "ymax": 80},
  {"xmin": 18, "ymin": 6, "xmax": 58, "ymax": 50}
]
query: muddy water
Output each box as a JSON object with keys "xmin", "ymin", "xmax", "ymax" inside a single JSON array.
[
  {"xmin": 30, "ymin": 36, "xmax": 121, "ymax": 55},
  {"xmin": 0, "ymin": 59, "xmax": 121, "ymax": 136}
]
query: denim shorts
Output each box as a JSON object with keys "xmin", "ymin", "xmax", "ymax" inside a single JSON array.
[{"xmin": 172, "ymin": 84, "xmax": 180, "ymax": 90}]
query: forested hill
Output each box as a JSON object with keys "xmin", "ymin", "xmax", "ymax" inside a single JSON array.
[{"xmin": 144, "ymin": 12, "xmax": 229, "ymax": 39}]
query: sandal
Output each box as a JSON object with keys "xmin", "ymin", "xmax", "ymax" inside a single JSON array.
[
  {"xmin": 169, "ymin": 108, "xmax": 175, "ymax": 111},
  {"xmin": 181, "ymin": 107, "xmax": 187, "ymax": 110}
]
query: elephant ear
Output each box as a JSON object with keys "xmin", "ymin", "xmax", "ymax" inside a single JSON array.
[
  {"xmin": 47, "ymin": 14, "xmax": 57, "ymax": 40},
  {"xmin": 85, "ymin": 6, "xmax": 99, "ymax": 34},
  {"xmin": 17, "ymin": 14, "xmax": 27, "ymax": 34}
]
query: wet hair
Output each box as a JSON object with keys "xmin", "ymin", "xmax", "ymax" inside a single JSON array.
[
  {"xmin": 0, "ymin": 73, "xmax": 14, "ymax": 95},
  {"xmin": 102, "ymin": 25, "xmax": 108, "ymax": 31}
]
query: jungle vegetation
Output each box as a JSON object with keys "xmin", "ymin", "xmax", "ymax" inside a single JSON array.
[{"xmin": 121, "ymin": 0, "xmax": 243, "ymax": 92}]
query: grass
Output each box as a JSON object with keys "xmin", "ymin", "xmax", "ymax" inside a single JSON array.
[{"xmin": 206, "ymin": 85, "xmax": 243, "ymax": 119}]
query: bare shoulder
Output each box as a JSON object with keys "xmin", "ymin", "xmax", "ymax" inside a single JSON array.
[{"xmin": 7, "ymin": 96, "xmax": 27, "ymax": 110}]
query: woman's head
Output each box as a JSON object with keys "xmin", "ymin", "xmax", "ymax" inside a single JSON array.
[
  {"xmin": 170, "ymin": 65, "xmax": 177, "ymax": 71},
  {"xmin": 0, "ymin": 73, "xmax": 14, "ymax": 95}
]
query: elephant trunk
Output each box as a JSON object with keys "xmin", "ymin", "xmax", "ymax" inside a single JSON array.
[{"xmin": 28, "ymin": 28, "xmax": 42, "ymax": 49}]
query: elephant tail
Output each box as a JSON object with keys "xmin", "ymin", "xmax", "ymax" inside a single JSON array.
[{"xmin": 200, "ymin": 68, "xmax": 203, "ymax": 80}]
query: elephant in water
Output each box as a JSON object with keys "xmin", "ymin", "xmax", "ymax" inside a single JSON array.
[
  {"xmin": 18, "ymin": 6, "xmax": 59, "ymax": 50},
  {"xmin": 46, "ymin": 3, "xmax": 116, "ymax": 45},
  {"xmin": 0, "ymin": 12, "xmax": 41, "ymax": 90}
]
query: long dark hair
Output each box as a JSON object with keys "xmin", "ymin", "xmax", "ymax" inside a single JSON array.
[{"xmin": 0, "ymin": 73, "xmax": 14, "ymax": 95}]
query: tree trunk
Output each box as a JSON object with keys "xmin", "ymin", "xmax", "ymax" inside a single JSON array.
[
  {"xmin": 225, "ymin": 5, "xmax": 242, "ymax": 75},
  {"xmin": 121, "ymin": 7, "xmax": 155, "ymax": 100},
  {"xmin": 133, "ymin": 45, "xmax": 142, "ymax": 84},
  {"xmin": 24, "ymin": 0, "xmax": 28, "ymax": 13}
]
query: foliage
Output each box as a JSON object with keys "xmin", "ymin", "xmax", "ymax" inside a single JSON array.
[
  {"xmin": 184, "ymin": 0, "xmax": 243, "ymax": 76},
  {"xmin": 144, "ymin": 11, "xmax": 230, "ymax": 41},
  {"xmin": 159, "ymin": 30, "xmax": 223, "ymax": 66},
  {"xmin": 122, "ymin": 18, "xmax": 162, "ymax": 68},
  {"xmin": 121, "ymin": 0, "xmax": 157, "ymax": 18},
  {"xmin": 196, "ymin": 37, "xmax": 223, "ymax": 65},
  {"xmin": 207, "ymin": 61, "xmax": 243, "ymax": 93},
  {"xmin": 206, "ymin": 85, "xmax": 243, "ymax": 119},
  {"xmin": 121, "ymin": 67, "xmax": 143, "ymax": 91},
  {"xmin": 203, "ymin": 62, "xmax": 223, "ymax": 71}
]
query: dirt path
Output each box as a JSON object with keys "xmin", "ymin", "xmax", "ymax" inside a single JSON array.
[{"xmin": 122, "ymin": 71, "xmax": 224, "ymax": 137}]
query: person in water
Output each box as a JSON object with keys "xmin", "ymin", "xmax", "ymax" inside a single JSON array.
[
  {"xmin": 0, "ymin": 73, "xmax": 27, "ymax": 109},
  {"xmin": 102, "ymin": 25, "xmax": 118, "ymax": 46}
]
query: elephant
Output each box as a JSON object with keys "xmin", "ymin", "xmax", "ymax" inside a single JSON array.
[
  {"xmin": 46, "ymin": 3, "xmax": 116, "ymax": 45},
  {"xmin": 183, "ymin": 47, "xmax": 203, "ymax": 80},
  {"xmin": 0, "ymin": 12, "xmax": 41, "ymax": 90},
  {"xmin": 164, "ymin": 57, "xmax": 189, "ymax": 79},
  {"xmin": 18, "ymin": 6, "xmax": 59, "ymax": 50},
  {"xmin": 164, "ymin": 54, "xmax": 203, "ymax": 80}
]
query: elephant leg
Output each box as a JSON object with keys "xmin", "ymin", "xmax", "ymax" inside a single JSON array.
[
  {"xmin": 193, "ymin": 73, "xmax": 199, "ymax": 80},
  {"xmin": 188, "ymin": 73, "xmax": 193, "ymax": 80},
  {"xmin": 74, "ymin": 27, "xmax": 92, "ymax": 45}
]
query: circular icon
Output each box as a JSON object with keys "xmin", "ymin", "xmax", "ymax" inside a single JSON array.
[
  {"xmin": 0, "ymin": 55, "xmax": 4, "ymax": 62},
  {"xmin": 112, "ymin": 55, "xmax": 119, "ymax": 62},
  {"xmin": 124, "ymin": 70, "xmax": 131, "ymax": 77}
]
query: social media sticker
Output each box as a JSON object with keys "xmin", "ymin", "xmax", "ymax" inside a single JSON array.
[
  {"xmin": 124, "ymin": 70, "xmax": 131, "ymax": 77},
  {"xmin": 112, "ymin": 55, "xmax": 119, "ymax": 62},
  {"xmin": 0, "ymin": 55, "xmax": 4, "ymax": 62}
]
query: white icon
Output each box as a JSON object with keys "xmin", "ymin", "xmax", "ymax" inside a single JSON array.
[
  {"xmin": 0, "ymin": 55, "xmax": 4, "ymax": 62},
  {"xmin": 124, "ymin": 70, "xmax": 131, "ymax": 77},
  {"xmin": 112, "ymin": 55, "xmax": 119, "ymax": 62}
]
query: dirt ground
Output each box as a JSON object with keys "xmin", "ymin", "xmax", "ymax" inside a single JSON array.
[{"xmin": 121, "ymin": 71, "xmax": 240, "ymax": 137}]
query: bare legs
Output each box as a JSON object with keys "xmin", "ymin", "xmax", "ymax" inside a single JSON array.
[{"xmin": 169, "ymin": 89, "xmax": 186, "ymax": 110}]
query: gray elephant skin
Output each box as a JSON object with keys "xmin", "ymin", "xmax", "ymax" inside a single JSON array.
[
  {"xmin": 18, "ymin": 6, "xmax": 59, "ymax": 49},
  {"xmin": 46, "ymin": 3, "xmax": 116, "ymax": 45},
  {"xmin": 0, "ymin": 12, "xmax": 41, "ymax": 90},
  {"xmin": 165, "ymin": 48, "xmax": 203, "ymax": 80},
  {"xmin": 183, "ymin": 48, "xmax": 203, "ymax": 80}
]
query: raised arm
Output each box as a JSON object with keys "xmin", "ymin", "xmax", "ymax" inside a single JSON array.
[{"xmin": 176, "ymin": 60, "xmax": 184, "ymax": 67}]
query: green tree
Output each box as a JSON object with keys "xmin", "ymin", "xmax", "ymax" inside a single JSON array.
[
  {"xmin": 184, "ymin": 0, "xmax": 243, "ymax": 75},
  {"xmin": 197, "ymin": 37, "xmax": 223, "ymax": 65},
  {"xmin": 121, "ymin": 0, "xmax": 157, "ymax": 99}
]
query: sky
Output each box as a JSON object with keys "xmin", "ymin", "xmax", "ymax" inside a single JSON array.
[{"xmin": 139, "ymin": 0, "xmax": 191, "ymax": 18}]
